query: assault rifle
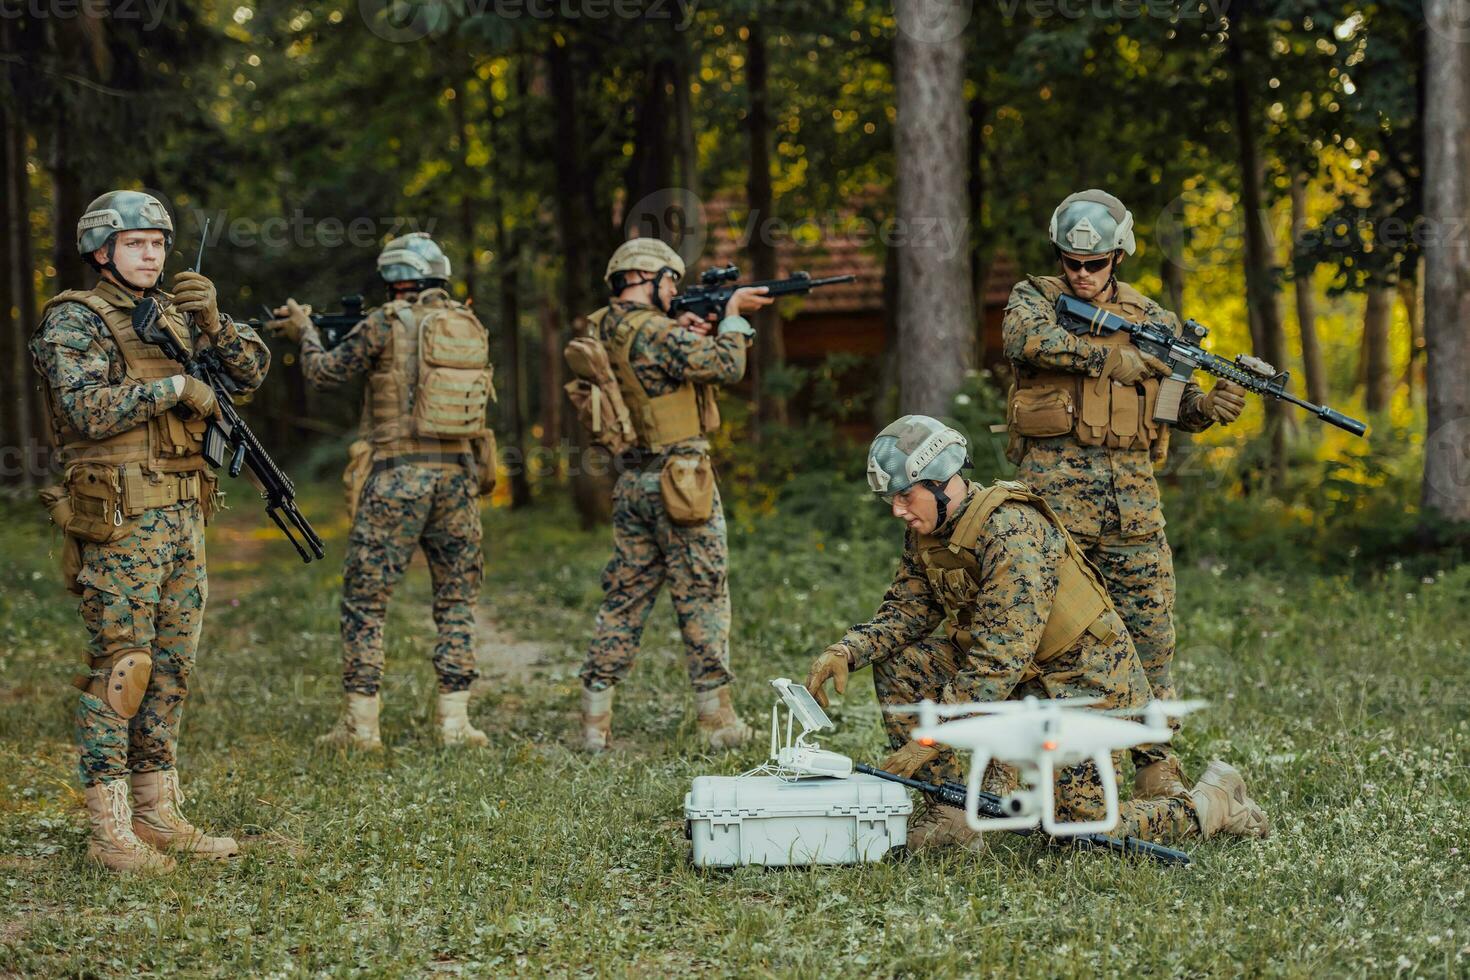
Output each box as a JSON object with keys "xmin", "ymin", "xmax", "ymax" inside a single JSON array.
[
  {"xmin": 133, "ymin": 227, "xmax": 326, "ymax": 563},
  {"xmin": 1054, "ymin": 293, "xmax": 1367, "ymax": 437},
  {"xmin": 668, "ymin": 264, "xmax": 855, "ymax": 321},
  {"xmin": 855, "ymin": 764, "xmax": 1192, "ymax": 866},
  {"xmin": 250, "ymin": 294, "xmax": 366, "ymax": 350}
]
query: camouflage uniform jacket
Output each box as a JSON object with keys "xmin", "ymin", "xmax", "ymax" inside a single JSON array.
[
  {"xmin": 300, "ymin": 304, "xmax": 394, "ymax": 390},
  {"xmin": 1002, "ymin": 277, "xmax": 1214, "ymax": 538},
  {"xmin": 599, "ymin": 299, "xmax": 750, "ymax": 454},
  {"xmin": 840, "ymin": 484, "xmax": 1088, "ymax": 704},
  {"xmin": 30, "ymin": 281, "xmax": 269, "ymax": 440}
]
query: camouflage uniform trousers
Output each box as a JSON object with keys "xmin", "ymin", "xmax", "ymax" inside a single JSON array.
[
  {"xmin": 76, "ymin": 502, "xmax": 206, "ymax": 788},
  {"xmin": 872, "ymin": 634, "xmax": 1198, "ymax": 842},
  {"xmin": 580, "ymin": 465, "xmax": 734, "ymax": 693},
  {"xmin": 340, "ymin": 464, "xmax": 483, "ymax": 695},
  {"xmin": 1018, "ymin": 442, "xmax": 1178, "ymax": 769}
]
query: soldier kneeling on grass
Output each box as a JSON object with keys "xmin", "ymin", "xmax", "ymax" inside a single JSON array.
[{"xmin": 804, "ymin": 415, "xmax": 1271, "ymax": 851}]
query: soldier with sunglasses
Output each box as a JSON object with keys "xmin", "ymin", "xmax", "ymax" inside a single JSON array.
[{"xmin": 999, "ymin": 190, "xmax": 1247, "ymax": 802}]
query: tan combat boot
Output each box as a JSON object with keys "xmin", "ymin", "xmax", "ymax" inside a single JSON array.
[
  {"xmin": 905, "ymin": 801, "xmax": 983, "ymax": 854},
  {"xmin": 317, "ymin": 692, "xmax": 383, "ymax": 749},
  {"xmin": 84, "ymin": 779, "xmax": 175, "ymax": 874},
  {"xmin": 580, "ymin": 686, "xmax": 613, "ymax": 752},
  {"xmin": 694, "ymin": 685, "xmax": 753, "ymax": 749},
  {"xmin": 436, "ymin": 690, "xmax": 489, "ymax": 747},
  {"xmin": 1134, "ymin": 754, "xmax": 1189, "ymax": 799},
  {"xmin": 131, "ymin": 769, "xmax": 239, "ymax": 859},
  {"xmin": 1188, "ymin": 760, "xmax": 1270, "ymax": 839}
]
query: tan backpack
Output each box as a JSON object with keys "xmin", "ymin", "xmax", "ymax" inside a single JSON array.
[
  {"xmin": 406, "ymin": 290, "xmax": 494, "ymax": 438},
  {"xmin": 564, "ymin": 324, "xmax": 637, "ymax": 455}
]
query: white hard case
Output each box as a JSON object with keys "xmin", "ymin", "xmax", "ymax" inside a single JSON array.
[{"xmin": 684, "ymin": 772, "xmax": 912, "ymax": 868}]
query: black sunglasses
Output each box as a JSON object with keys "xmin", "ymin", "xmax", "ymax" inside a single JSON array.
[{"xmin": 1060, "ymin": 254, "xmax": 1114, "ymax": 274}]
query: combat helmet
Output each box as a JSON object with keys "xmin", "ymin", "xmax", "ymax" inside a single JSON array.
[
  {"xmin": 866, "ymin": 415, "xmax": 971, "ymax": 526},
  {"xmin": 378, "ymin": 232, "xmax": 451, "ymax": 288},
  {"xmin": 605, "ymin": 238, "xmax": 684, "ymax": 310},
  {"xmin": 77, "ymin": 190, "xmax": 174, "ymax": 289},
  {"xmin": 1048, "ymin": 189, "xmax": 1136, "ymax": 256}
]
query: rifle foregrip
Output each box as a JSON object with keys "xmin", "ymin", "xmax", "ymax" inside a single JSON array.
[{"xmin": 1154, "ymin": 376, "xmax": 1185, "ymax": 424}]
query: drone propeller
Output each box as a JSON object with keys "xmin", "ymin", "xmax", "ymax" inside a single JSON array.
[
  {"xmin": 1104, "ymin": 698, "xmax": 1210, "ymax": 719},
  {"xmin": 884, "ymin": 695, "xmax": 1108, "ymax": 717}
]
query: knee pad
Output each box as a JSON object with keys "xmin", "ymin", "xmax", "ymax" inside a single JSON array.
[{"xmin": 75, "ymin": 648, "xmax": 153, "ymax": 719}]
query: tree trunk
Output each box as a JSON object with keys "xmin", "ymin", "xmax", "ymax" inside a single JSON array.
[
  {"xmin": 894, "ymin": 5, "xmax": 974, "ymax": 416},
  {"xmin": 1160, "ymin": 250, "xmax": 1185, "ymax": 319},
  {"xmin": 549, "ymin": 38, "xmax": 613, "ymax": 526},
  {"xmin": 746, "ymin": 19, "xmax": 784, "ymax": 429},
  {"xmin": 1400, "ymin": 262, "xmax": 1425, "ymax": 399},
  {"xmin": 450, "ymin": 76, "xmax": 478, "ymax": 304},
  {"xmin": 623, "ymin": 55, "xmax": 674, "ymax": 241},
  {"xmin": 875, "ymin": 241, "xmax": 901, "ymax": 430},
  {"xmin": 1227, "ymin": 15, "xmax": 1288, "ymax": 483},
  {"xmin": 539, "ymin": 297, "xmax": 563, "ymax": 453},
  {"xmin": 49, "ymin": 124, "xmax": 87, "ymax": 293},
  {"xmin": 497, "ymin": 217, "xmax": 531, "ymax": 509},
  {"xmin": 673, "ymin": 27, "xmax": 702, "ymax": 270},
  {"xmin": 7, "ymin": 106, "xmax": 42, "ymax": 485},
  {"xmin": 1421, "ymin": 0, "xmax": 1470, "ymax": 524},
  {"xmin": 0, "ymin": 94, "xmax": 24, "ymax": 487},
  {"xmin": 1289, "ymin": 174, "xmax": 1327, "ymax": 407},
  {"xmin": 1362, "ymin": 284, "xmax": 1395, "ymax": 413},
  {"xmin": 967, "ymin": 87, "xmax": 987, "ymax": 354}
]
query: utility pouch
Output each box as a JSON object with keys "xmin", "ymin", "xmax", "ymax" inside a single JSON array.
[
  {"xmin": 470, "ymin": 428, "xmax": 498, "ymax": 496},
  {"xmin": 38, "ymin": 484, "xmax": 85, "ymax": 595},
  {"xmin": 62, "ymin": 464, "xmax": 131, "ymax": 543},
  {"xmin": 659, "ymin": 452, "xmax": 715, "ymax": 526},
  {"xmin": 1011, "ymin": 386, "xmax": 1075, "ymax": 438},
  {"xmin": 343, "ymin": 439, "xmax": 374, "ymax": 520}
]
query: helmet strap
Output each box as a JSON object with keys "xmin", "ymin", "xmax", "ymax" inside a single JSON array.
[
  {"xmin": 921, "ymin": 479, "xmax": 953, "ymax": 529},
  {"xmin": 650, "ymin": 266, "xmax": 679, "ymax": 314}
]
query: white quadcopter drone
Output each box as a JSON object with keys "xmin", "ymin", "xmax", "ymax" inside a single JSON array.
[{"xmin": 893, "ymin": 695, "xmax": 1207, "ymax": 837}]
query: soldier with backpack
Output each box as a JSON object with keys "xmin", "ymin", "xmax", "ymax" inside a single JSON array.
[
  {"xmin": 270, "ymin": 232, "xmax": 496, "ymax": 749},
  {"xmin": 563, "ymin": 238, "xmax": 772, "ymax": 751}
]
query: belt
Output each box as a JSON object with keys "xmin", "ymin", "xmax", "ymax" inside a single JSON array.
[
  {"xmin": 130, "ymin": 470, "xmax": 209, "ymax": 510},
  {"xmin": 370, "ymin": 452, "xmax": 474, "ymax": 476}
]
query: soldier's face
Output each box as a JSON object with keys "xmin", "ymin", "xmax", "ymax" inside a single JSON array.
[
  {"xmin": 890, "ymin": 486, "xmax": 939, "ymax": 534},
  {"xmin": 1060, "ymin": 249, "xmax": 1115, "ymax": 300},
  {"xmin": 98, "ymin": 231, "xmax": 167, "ymax": 289}
]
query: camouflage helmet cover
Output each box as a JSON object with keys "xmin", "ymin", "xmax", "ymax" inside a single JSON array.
[
  {"xmin": 77, "ymin": 190, "xmax": 174, "ymax": 255},
  {"xmin": 866, "ymin": 415, "xmax": 969, "ymax": 498},
  {"xmin": 1048, "ymin": 189, "xmax": 1136, "ymax": 256},
  {"xmin": 378, "ymin": 231, "xmax": 452, "ymax": 283},
  {"xmin": 604, "ymin": 237, "xmax": 685, "ymax": 286}
]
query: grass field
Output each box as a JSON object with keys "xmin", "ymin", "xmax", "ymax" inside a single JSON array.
[{"xmin": 2, "ymin": 481, "xmax": 1467, "ymax": 977}]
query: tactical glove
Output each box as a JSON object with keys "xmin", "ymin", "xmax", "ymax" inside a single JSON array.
[
  {"xmin": 176, "ymin": 376, "xmax": 218, "ymax": 420},
  {"xmin": 880, "ymin": 739, "xmax": 940, "ymax": 779},
  {"xmin": 267, "ymin": 298, "xmax": 313, "ymax": 344},
  {"xmin": 172, "ymin": 272, "xmax": 221, "ymax": 336},
  {"xmin": 1100, "ymin": 346, "xmax": 1169, "ymax": 386},
  {"xmin": 1200, "ymin": 380, "xmax": 1247, "ymax": 424},
  {"xmin": 805, "ymin": 644, "xmax": 852, "ymax": 710}
]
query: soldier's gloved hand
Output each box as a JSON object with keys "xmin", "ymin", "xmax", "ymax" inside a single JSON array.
[
  {"xmin": 805, "ymin": 643, "xmax": 852, "ymax": 710},
  {"xmin": 172, "ymin": 272, "xmax": 221, "ymax": 336},
  {"xmin": 1201, "ymin": 380, "xmax": 1247, "ymax": 424},
  {"xmin": 176, "ymin": 375, "xmax": 219, "ymax": 420},
  {"xmin": 267, "ymin": 299, "xmax": 314, "ymax": 344},
  {"xmin": 880, "ymin": 739, "xmax": 940, "ymax": 779},
  {"xmin": 1100, "ymin": 346, "xmax": 1169, "ymax": 386}
]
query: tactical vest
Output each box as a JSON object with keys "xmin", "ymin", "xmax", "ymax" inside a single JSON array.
[
  {"xmin": 363, "ymin": 288, "xmax": 493, "ymax": 459},
  {"xmin": 915, "ymin": 480, "xmax": 1118, "ymax": 664},
  {"xmin": 1011, "ymin": 276, "xmax": 1166, "ymax": 453},
  {"xmin": 591, "ymin": 304, "xmax": 719, "ymax": 453},
  {"xmin": 39, "ymin": 283, "xmax": 211, "ymax": 490}
]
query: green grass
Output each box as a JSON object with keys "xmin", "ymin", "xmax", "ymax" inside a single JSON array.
[{"xmin": 1, "ymin": 483, "xmax": 1467, "ymax": 976}]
